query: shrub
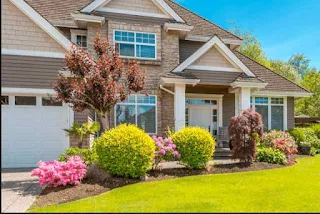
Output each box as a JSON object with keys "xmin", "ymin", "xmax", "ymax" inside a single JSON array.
[
  {"xmin": 299, "ymin": 141, "xmax": 311, "ymax": 147},
  {"xmin": 288, "ymin": 128, "xmax": 306, "ymax": 144},
  {"xmin": 171, "ymin": 127, "xmax": 215, "ymax": 169},
  {"xmin": 31, "ymin": 156, "xmax": 87, "ymax": 187},
  {"xmin": 94, "ymin": 124, "xmax": 155, "ymax": 178},
  {"xmin": 152, "ymin": 136, "xmax": 180, "ymax": 170},
  {"xmin": 229, "ymin": 108, "xmax": 263, "ymax": 164},
  {"xmin": 301, "ymin": 128, "xmax": 320, "ymax": 151},
  {"xmin": 311, "ymin": 124, "xmax": 320, "ymax": 139},
  {"xmin": 261, "ymin": 130, "xmax": 297, "ymax": 156},
  {"xmin": 256, "ymin": 148, "xmax": 287, "ymax": 165},
  {"xmin": 58, "ymin": 147, "xmax": 96, "ymax": 165}
]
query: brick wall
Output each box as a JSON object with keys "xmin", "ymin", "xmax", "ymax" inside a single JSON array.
[{"xmin": 1, "ymin": 0, "xmax": 65, "ymax": 53}]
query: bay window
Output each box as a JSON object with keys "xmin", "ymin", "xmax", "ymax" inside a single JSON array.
[
  {"xmin": 251, "ymin": 96, "xmax": 286, "ymax": 130},
  {"xmin": 115, "ymin": 95, "xmax": 157, "ymax": 134},
  {"xmin": 114, "ymin": 30, "xmax": 156, "ymax": 59}
]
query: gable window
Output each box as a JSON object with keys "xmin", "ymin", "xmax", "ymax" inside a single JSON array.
[
  {"xmin": 251, "ymin": 96, "xmax": 286, "ymax": 130},
  {"xmin": 71, "ymin": 30, "xmax": 88, "ymax": 50},
  {"xmin": 115, "ymin": 94, "xmax": 157, "ymax": 134},
  {"xmin": 114, "ymin": 30, "xmax": 156, "ymax": 60}
]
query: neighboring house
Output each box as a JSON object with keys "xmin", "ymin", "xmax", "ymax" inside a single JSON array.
[{"xmin": 1, "ymin": 0, "xmax": 311, "ymax": 168}]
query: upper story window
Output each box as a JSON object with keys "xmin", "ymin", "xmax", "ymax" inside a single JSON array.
[
  {"xmin": 114, "ymin": 30, "xmax": 156, "ymax": 60},
  {"xmin": 71, "ymin": 30, "xmax": 88, "ymax": 50}
]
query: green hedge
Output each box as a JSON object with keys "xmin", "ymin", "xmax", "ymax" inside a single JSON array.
[
  {"xmin": 256, "ymin": 148, "xmax": 287, "ymax": 165},
  {"xmin": 59, "ymin": 147, "xmax": 96, "ymax": 165},
  {"xmin": 93, "ymin": 124, "xmax": 155, "ymax": 178},
  {"xmin": 171, "ymin": 127, "xmax": 215, "ymax": 169}
]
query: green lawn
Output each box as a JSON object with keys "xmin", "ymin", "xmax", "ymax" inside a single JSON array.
[{"xmin": 31, "ymin": 156, "xmax": 320, "ymax": 212}]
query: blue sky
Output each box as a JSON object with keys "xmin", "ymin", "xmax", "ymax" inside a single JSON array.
[{"xmin": 175, "ymin": 0, "xmax": 320, "ymax": 69}]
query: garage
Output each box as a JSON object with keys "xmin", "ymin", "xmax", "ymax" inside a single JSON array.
[{"xmin": 1, "ymin": 93, "xmax": 71, "ymax": 168}]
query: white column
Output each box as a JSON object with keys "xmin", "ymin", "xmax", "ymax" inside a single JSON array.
[
  {"xmin": 174, "ymin": 84, "xmax": 186, "ymax": 131},
  {"xmin": 239, "ymin": 87, "xmax": 251, "ymax": 111}
]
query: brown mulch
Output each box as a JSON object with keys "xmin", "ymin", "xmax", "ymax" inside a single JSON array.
[{"xmin": 30, "ymin": 159, "xmax": 296, "ymax": 210}]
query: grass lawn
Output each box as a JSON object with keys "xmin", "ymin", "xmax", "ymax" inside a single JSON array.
[{"xmin": 31, "ymin": 156, "xmax": 320, "ymax": 212}]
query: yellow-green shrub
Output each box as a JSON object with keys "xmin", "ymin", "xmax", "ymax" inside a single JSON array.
[
  {"xmin": 171, "ymin": 127, "xmax": 215, "ymax": 169},
  {"xmin": 93, "ymin": 124, "xmax": 155, "ymax": 178}
]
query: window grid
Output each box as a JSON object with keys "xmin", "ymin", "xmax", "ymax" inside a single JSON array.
[
  {"xmin": 114, "ymin": 30, "xmax": 156, "ymax": 60},
  {"xmin": 76, "ymin": 35, "xmax": 87, "ymax": 49}
]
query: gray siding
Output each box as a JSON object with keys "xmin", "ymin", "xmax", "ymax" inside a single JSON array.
[
  {"xmin": 187, "ymin": 70, "xmax": 240, "ymax": 86},
  {"xmin": 1, "ymin": 54, "xmax": 64, "ymax": 89},
  {"xmin": 186, "ymin": 86, "xmax": 235, "ymax": 127},
  {"xmin": 287, "ymin": 97, "xmax": 295, "ymax": 129},
  {"xmin": 179, "ymin": 40, "xmax": 204, "ymax": 63}
]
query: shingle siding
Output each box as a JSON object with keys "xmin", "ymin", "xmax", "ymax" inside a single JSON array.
[{"xmin": 287, "ymin": 97, "xmax": 295, "ymax": 129}]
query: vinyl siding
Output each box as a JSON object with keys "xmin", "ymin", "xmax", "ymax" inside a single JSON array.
[
  {"xmin": 287, "ymin": 97, "xmax": 294, "ymax": 129},
  {"xmin": 186, "ymin": 70, "xmax": 241, "ymax": 86},
  {"xmin": 185, "ymin": 86, "xmax": 235, "ymax": 127},
  {"xmin": 192, "ymin": 46, "xmax": 234, "ymax": 68},
  {"xmin": 179, "ymin": 40, "xmax": 203, "ymax": 63},
  {"xmin": 104, "ymin": 0, "xmax": 165, "ymax": 15},
  {"xmin": 1, "ymin": 54, "xmax": 64, "ymax": 89}
]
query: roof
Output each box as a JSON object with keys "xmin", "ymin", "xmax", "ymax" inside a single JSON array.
[
  {"xmin": 164, "ymin": 0, "xmax": 241, "ymax": 40},
  {"xmin": 233, "ymin": 51, "xmax": 310, "ymax": 93},
  {"xmin": 233, "ymin": 73, "xmax": 265, "ymax": 84},
  {"xmin": 162, "ymin": 71, "xmax": 198, "ymax": 80}
]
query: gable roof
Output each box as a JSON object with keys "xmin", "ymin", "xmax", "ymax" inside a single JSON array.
[
  {"xmin": 164, "ymin": 0, "xmax": 241, "ymax": 40},
  {"xmin": 233, "ymin": 51, "xmax": 310, "ymax": 93},
  {"xmin": 173, "ymin": 36, "xmax": 255, "ymax": 77}
]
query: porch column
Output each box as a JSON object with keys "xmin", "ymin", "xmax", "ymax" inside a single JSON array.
[
  {"xmin": 239, "ymin": 87, "xmax": 251, "ymax": 111},
  {"xmin": 174, "ymin": 84, "xmax": 186, "ymax": 131}
]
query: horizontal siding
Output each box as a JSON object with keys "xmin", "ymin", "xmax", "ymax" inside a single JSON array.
[
  {"xmin": 187, "ymin": 70, "xmax": 241, "ymax": 86},
  {"xmin": 287, "ymin": 97, "xmax": 295, "ymax": 129},
  {"xmin": 179, "ymin": 40, "xmax": 204, "ymax": 63},
  {"xmin": 186, "ymin": 86, "xmax": 235, "ymax": 127},
  {"xmin": 1, "ymin": 54, "xmax": 64, "ymax": 89}
]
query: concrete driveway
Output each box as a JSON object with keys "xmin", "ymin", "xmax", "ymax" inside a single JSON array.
[{"xmin": 1, "ymin": 168, "xmax": 42, "ymax": 213}]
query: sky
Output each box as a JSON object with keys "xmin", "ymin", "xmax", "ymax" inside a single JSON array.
[{"xmin": 175, "ymin": 0, "xmax": 320, "ymax": 69}]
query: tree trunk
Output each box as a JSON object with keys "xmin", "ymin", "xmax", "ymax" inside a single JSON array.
[{"xmin": 97, "ymin": 113, "xmax": 110, "ymax": 133}]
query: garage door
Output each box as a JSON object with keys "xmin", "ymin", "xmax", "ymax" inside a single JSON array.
[{"xmin": 1, "ymin": 95, "xmax": 70, "ymax": 168}]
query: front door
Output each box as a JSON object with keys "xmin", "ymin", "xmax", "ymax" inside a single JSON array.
[{"xmin": 189, "ymin": 105, "xmax": 212, "ymax": 133}]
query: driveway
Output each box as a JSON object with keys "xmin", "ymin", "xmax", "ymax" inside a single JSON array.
[{"xmin": 1, "ymin": 168, "xmax": 42, "ymax": 213}]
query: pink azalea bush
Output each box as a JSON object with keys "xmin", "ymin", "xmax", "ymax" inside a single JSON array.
[
  {"xmin": 31, "ymin": 156, "xmax": 87, "ymax": 187},
  {"xmin": 152, "ymin": 136, "xmax": 181, "ymax": 169}
]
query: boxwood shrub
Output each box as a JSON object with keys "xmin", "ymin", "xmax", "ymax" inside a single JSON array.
[
  {"xmin": 256, "ymin": 147, "xmax": 287, "ymax": 165},
  {"xmin": 93, "ymin": 124, "xmax": 155, "ymax": 178},
  {"xmin": 171, "ymin": 127, "xmax": 215, "ymax": 169}
]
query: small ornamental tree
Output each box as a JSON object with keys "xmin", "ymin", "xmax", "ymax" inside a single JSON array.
[
  {"xmin": 53, "ymin": 34, "xmax": 146, "ymax": 131},
  {"xmin": 229, "ymin": 108, "xmax": 264, "ymax": 164}
]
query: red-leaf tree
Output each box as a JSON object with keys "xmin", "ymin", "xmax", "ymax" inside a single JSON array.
[
  {"xmin": 53, "ymin": 34, "xmax": 146, "ymax": 131},
  {"xmin": 228, "ymin": 108, "xmax": 264, "ymax": 164}
]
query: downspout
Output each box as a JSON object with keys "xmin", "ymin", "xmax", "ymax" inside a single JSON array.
[{"xmin": 160, "ymin": 85, "xmax": 174, "ymax": 95}]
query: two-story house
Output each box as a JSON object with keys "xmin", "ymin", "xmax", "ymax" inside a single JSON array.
[{"xmin": 1, "ymin": 0, "xmax": 311, "ymax": 168}]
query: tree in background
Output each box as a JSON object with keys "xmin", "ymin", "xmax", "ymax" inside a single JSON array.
[
  {"xmin": 289, "ymin": 53, "xmax": 311, "ymax": 77},
  {"xmin": 53, "ymin": 34, "xmax": 146, "ymax": 131}
]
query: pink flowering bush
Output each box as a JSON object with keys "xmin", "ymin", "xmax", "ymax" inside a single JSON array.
[
  {"xmin": 31, "ymin": 156, "xmax": 87, "ymax": 187},
  {"xmin": 152, "ymin": 136, "xmax": 181, "ymax": 170}
]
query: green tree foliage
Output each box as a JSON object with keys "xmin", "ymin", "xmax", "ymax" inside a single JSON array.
[
  {"xmin": 295, "ymin": 69, "xmax": 320, "ymax": 117},
  {"xmin": 289, "ymin": 53, "xmax": 311, "ymax": 77},
  {"xmin": 269, "ymin": 59, "xmax": 300, "ymax": 83}
]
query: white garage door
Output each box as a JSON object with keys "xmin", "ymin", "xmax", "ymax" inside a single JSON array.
[{"xmin": 1, "ymin": 95, "xmax": 70, "ymax": 168}]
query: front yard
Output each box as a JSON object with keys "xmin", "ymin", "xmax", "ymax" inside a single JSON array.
[{"xmin": 31, "ymin": 155, "xmax": 320, "ymax": 212}]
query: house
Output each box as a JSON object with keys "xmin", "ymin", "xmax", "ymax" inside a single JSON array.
[{"xmin": 1, "ymin": 0, "xmax": 311, "ymax": 168}]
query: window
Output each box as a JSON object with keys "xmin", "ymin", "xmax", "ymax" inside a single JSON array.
[
  {"xmin": 71, "ymin": 30, "xmax": 87, "ymax": 50},
  {"xmin": 252, "ymin": 97, "xmax": 285, "ymax": 130},
  {"xmin": 42, "ymin": 97, "xmax": 63, "ymax": 106},
  {"xmin": 1, "ymin": 96, "xmax": 9, "ymax": 105},
  {"xmin": 15, "ymin": 96, "xmax": 36, "ymax": 106},
  {"xmin": 115, "ymin": 95, "xmax": 157, "ymax": 134},
  {"xmin": 114, "ymin": 30, "xmax": 156, "ymax": 59}
]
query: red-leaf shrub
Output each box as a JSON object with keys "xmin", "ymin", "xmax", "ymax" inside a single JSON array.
[
  {"xmin": 229, "ymin": 108, "xmax": 264, "ymax": 164},
  {"xmin": 31, "ymin": 156, "xmax": 87, "ymax": 187}
]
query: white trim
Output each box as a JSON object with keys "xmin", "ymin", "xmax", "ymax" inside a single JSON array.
[
  {"xmin": 81, "ymin": 0, "xmax": 111, "ymax": 13},
  {"xmin": 187, "ymin": 65, "xmax": 241, "ymax": 72},
  {"xmin": 185, "ymin": 35, "xmax": 242, "ymax": 45},
  {"xmin": 96, "ymin": 7, "xmax": 170, "ymax": 19},
  {"xmin": 70, "ymin": 30, "xmax": 88, "ymax": 49},
  {"xmin": 164, "ymin": 23, "xmax": 193, "ymax": 32},
  {"xmin": 9, "ymin": 0, "xmax": 71, "ymax": 51},
  {"xmin": 174, "ymin": 84, "xmax": 186, "ymax": 131},
  {"xmin": 2, "ymin": 87, "xmax": 56, "ymax": 95},
  {"xmin": 252, "ymin": 91, "xmax": 312, "ymax": 98},
  {"xmin": 1, "ymin": 49, "xmax": 65, "ymax": 58},
  {"xmin": 71, "ymin": 13, "xmax": 106, "ymax": 25},
  {"xmin": 159, "ymin": 85, "xmax": 174, "ymax": 95},
  {"xmin": 160, "ymin": 77, "xmax": 200, "ymax": 86},
  {"xmin": 82, "ymin": 0, "xmax": 185, "ymax": 23},
  {"xmin": 230, "ymin": 82, "xmax": 268, "ymax": 88},
  {"xmin": 173, "ymin": 36, "xmax": 255, "ymax": 77}
]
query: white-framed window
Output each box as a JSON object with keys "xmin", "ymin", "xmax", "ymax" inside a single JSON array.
[
  {"xmin": 114, "ymin": 30, "xmax": 156, "ymax": 60},
  {"xmin": 115, "ymin": 94, "xmax": 157, "ymax": 134},
  {"xmin": 71, "ymin": 30, "xmax": 88, "ymax": 50},
  {"xmin": 251, "ymin": 96, "xmax": 287, "ymax": 130}
]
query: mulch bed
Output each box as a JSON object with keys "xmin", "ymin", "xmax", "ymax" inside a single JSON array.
[{"xmin": 30, "ymin": 159, "xmax": 297, "ymax": 210}]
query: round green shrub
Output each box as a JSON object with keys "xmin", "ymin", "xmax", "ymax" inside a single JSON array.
[
  {"xmin": 93, "ymin": 124, "xmax": 155, "ymax": 178},
  {"xmin": 171, "ymin": 127, "xmax": 215, "ymax": 169},
  {"xmin": 288, "ymin": 128, "xmax": 306, "ymax": 144},
  {"xmin": 59, "ymin": 147, "xmax": 96, "ymax": 165},
  {"xmin": 256, "ymin": 148, "xmax": 287, "ymax": 165}
]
